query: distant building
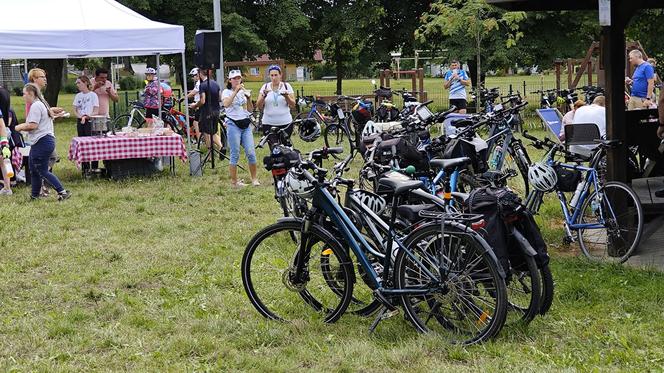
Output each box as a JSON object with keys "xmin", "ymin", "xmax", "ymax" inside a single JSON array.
[{"xmin": 227, "ymin": 50, "xmax": 324, "ymax": 82}]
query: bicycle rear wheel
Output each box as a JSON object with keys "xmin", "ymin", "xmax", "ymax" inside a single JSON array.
[
  {"xmin": 505, "ymin": 255, "xmax": 541, "ymax": 325},
  {"xmin": 242, "ymin": 220, "xmax": 354, "ymax": 323},
  {"xmin": 539, "ymin": 264, "xmax": 554, "ymax": 315},
  {"xmin": 577, "ymin": 181, "xmax": 644, "ymax": 263},
  {"xmin": 396, "ymin": 223, "xmax": 507, "ymax": 345}
]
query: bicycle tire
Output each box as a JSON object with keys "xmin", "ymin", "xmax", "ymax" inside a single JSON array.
[
  {"xmin": 396, "ymin": 223, "xmax": 507, "ymax": 345},
  {"xmin": 112, "ymin": 114, "xmax": 143, "ymax": 131},
  {"xmin": 241, "ymin": 219, "xmax": 354, "ymax": 323},
  {"xmin": 577, "ymin": 181, "xmax": 644, "ymax": 263},
  {"xmin": 539, "ymin": 264, "xmax": 554, "ymax": 315},
  {"xmin": 505, "ymin": 255, "xmax": 541, "ymax": 325},
  {"xmin": 324, "ymin": 123, "xmax": 353, "ymax": 159}
]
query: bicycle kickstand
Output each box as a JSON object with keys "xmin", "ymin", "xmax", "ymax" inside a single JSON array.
[{"xmin": 368, "ymin": 290, "xmax": 399, "ymax": 334}]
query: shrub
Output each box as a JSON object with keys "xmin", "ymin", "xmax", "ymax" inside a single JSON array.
[
  {"xmin": 119, "ymin": 76, "xmax": 139, "ymax": 91},
  {"xmin": 61, "ymin": 80, "xmax": 78, "ymax": 94},
  {"xmin": 13, "ymin": 86, "xmax": 22, "ymax": 96}
]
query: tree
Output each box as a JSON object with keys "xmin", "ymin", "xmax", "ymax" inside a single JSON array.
[{"xmin": 418, "ymin": 0, "xmax": 525, "ymax": 110}]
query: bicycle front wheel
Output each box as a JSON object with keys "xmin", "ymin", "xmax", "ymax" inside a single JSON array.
[
  {"xmin": 396, "ymin": 223, "xmax": 507, "ymax": 345},
  {"xmin": 112, "ymin": 114, "xmax": 143, "ymax": 131},
  {"xmin": 241, "ymin": 220, "xmax": 354, "ymax": 323},
  {"xmin": 577, "ymin": 181, "xmax": 644, "ymax": 263},
  {"xmin": 324, "ymin": 123, "xmax": 353, "ymax": 159}
]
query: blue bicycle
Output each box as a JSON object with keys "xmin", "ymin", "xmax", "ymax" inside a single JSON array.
[
  {"xmin": 242, "ymin": 149, "xmax": 508, "ymax": 344},
  {"xmin": 522, "ymin": 132, "xmax": 644, "ymax": 263}
]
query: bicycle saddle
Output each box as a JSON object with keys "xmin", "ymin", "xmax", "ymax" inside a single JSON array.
[
  {"xmin": 594, "ymin": 139, "xmax": 621, "ymax": 148},
  {"xmin": 377, "ymin": 178, "xmax": 423, "ymax": 196},
  {"xmin": 429, "ymin": 157, "xmax": 471, "ymax": 171},
  {"xmin": 396, "ymin": 204, "xmax": 437, "ymax": 223}
]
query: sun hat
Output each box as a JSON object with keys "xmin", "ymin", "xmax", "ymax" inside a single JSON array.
[{"xmin": 228, "ymin": 70, "xmax": 242, "ymax": 79}]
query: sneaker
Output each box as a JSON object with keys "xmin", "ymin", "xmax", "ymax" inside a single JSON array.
[
  {"xmin": 0, "ymin": 189, "xmax": 12, "ymax": 196},
  {"xmin": 41, "ymin": 185, "xmax": 50, "ymax": 197},
  {"xmin": 231, "ymin": 180, "xmax": 248, "ymax": 188},
  {"xmin": 252, "ymin": 179, "xmax": 261, "ymax": 186},
  {"xmin": 57, "ymin": 190, "xmax": 72, "ymax": 201}
]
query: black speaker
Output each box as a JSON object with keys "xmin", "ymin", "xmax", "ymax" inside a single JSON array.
[{"xmin": 194, "ymin": 31, "xmax": 222, "ymax": 69}]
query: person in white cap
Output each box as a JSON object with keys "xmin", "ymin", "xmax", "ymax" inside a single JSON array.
[
  {"xmin": 222, "ymin": 69, "xmax": 259, "ymax": 188},
  {"xmin": 187, "ymin": 67, "xmax": 201, "ymax": 140}
]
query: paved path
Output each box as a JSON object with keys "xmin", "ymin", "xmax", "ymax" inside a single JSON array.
[{"xmin": 626, "ymin": 214, "xmax": 664, "ymax": 270}]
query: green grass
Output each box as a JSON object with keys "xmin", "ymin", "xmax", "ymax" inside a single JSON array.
[{"xmin": 2, "ymin": 94, "xmax": 663, "ymax": 371}]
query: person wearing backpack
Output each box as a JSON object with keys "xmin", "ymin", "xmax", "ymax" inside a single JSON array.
[{"xmin": 255, "ymin": 65, "xmax": 295, "ymax": 137}]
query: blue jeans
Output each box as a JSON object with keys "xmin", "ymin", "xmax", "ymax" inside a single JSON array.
[
  {"xmin": 29, "ymin": 135, "xmax": 64, "ymax": 197},
  {"xmin": 226, "ymin": 120, "xmax": 257, "ymax": 166}
]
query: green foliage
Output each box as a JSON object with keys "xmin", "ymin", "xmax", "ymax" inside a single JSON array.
[
  {"xmin": 61, "ymin": 81, "xmax": 79, "ymax": 94},
  {"xmin": 119, "ymin": 76, "xmax": 140, "ymax": 91},
  {"xmin": 309, "ymin": 63, "xmax": 336, "ymax": 80}
]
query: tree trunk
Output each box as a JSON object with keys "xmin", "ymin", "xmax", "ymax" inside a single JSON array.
[
  {"xmin": 335, "ymin": 39, "xmax": 343, "ymax": 95},
  {"xmin": 122, "ymin": 57, "xmax": 134, "ymax": 74},
  {"xmin": 33, "ymin": 59, "xmax": 64, "ymax": 107}
]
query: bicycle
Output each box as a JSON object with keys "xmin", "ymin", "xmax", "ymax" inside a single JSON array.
[
  {"xmin": 242, "ymin": 148, "xmax": 508, "ymax": 344},
  {"xmin": 522, "ymin": 131, "xmax": 644, "ymax": 263}
]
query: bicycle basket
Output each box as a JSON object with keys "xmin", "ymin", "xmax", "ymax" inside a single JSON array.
[{"xmin": 554, "ymin": 165, "xmax": 581, "ymax": 192}]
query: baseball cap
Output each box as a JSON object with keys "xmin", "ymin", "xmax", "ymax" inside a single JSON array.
[
  {"xmin": 228, "ymin": 70, "xmax": 242, "ymax": 79},
  {"xmin": 189, "ymin": 67, "xmax": 199, "ymax": 76}
]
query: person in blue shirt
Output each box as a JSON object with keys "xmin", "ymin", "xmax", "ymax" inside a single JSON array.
[
  {"xmin": 626, "ymin": 50, "xmax": 655, "ymax": 110},
  {"xmin": 443, "ymin": 60, "xmax": 471, "ymax": 113}
]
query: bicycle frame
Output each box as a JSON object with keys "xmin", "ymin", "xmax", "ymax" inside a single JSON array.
[
  {"xmin": 299, "ymin": 186, "xmax": 442, "ymax": 296},
  {"xmin": 551, "ymin": 161, "xmax": 607, "ymax": 230}
]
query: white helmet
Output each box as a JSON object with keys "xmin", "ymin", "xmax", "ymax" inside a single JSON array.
[
  {"xmin": 285, "ymin": 169, "xmax": 314, "ymax": 198},
  {"xmin": 145, "ymin": 67, "xmax": 157, "ymax": 75},
  {"xmin": 299, "ymin": 118, "xmax": 321, "ymax": 142},
  {"xmin": 528, "ymin": 163, "xmax": 558, "ymax": 192},
  {"xmin": 361, "ymin": 120, "xmax": 380, "ymax": 138}
]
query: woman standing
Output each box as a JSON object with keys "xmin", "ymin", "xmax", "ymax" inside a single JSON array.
[
  {"xmin": 256, "ymin": 65, "xmax": 295, "ymax": 138},
  {"xmin": 73, "ymin": 75, "xmax": 100, "ymax": 174},
  {"xmin": 15, "ymin": 84, "xmax": 70, "ymax": 201},
  {"xmin": 27, "ymin": 68, "xmax": 65, "ymax": 118},
  {"xmin": 143, "ymin": 67, "xmax": 160, "ymax": 125},
  {"xmin": 222, "ymin": 70, "xmax": 259, "ymax": 188}
]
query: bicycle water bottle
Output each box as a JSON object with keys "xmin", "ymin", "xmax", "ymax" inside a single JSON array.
[
  {"xmin": 2, "ymin": 158, "xmax": 14, "ymax": 179},
  {"xmin": 569, "ymin": 180, "xmax": 586, "ymax": 209},
  {"xmin": 590, "ymin": 198, "xmax": 600, "ymax": 214}
]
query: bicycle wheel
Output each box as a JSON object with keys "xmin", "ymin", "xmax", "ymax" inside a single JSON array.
[
  {"xmin": 242, "ymin": 219, "xmax": 354, "ymax": 323},
  {"xmin": 396, "ymin": 223, "xmax": 507, "ymax": 345},
  {"xmin": 112, "ymin": 114, "xmax": 143, "ymax": 131},
  {"xmin": 505, "ymin": 255, "xmax": 541, "ymax": 325},
  {"xmin": 539, "ymin": 264, "xmax": 554, "ymax": 315},
  {"xmin": 577, "ymin": 181, "xmax": 644, "ymax": 263},
  {"xmin": 324, "ymin": 123, "xmax": 353, "ymax": 159}
]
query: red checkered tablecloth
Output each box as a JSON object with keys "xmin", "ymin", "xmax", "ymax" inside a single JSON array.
[{"xmin": 68, "ymin": 134, "xmax": 187, "ymax": 166}]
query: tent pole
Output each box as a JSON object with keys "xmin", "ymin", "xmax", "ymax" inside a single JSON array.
[
  {"xmin": 157, "ymin": 53, "xmax": 161, "ymax": 121},
  {"xmin": 181, "ymin": 52, "xmax": 192, "ymax": 175}
]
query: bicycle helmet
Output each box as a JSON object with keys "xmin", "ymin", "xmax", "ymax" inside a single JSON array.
[
  {"xmin": 145, "ymin": 67, "xmax": 157, "ymax": 75},
  {"xmin": 361, "ymin": 120, "xmax": 379, "ymax": 138},
  {"xmin": 298, "ymin": 118, "xmax": 321, "ymax": 142},
  {"xmin": 285, "ymin": 169, "xmax": 314, "ymax": 198},
  {"xmin": 528, "ymin": 162, "xmax": 558, "ymax": 192}
]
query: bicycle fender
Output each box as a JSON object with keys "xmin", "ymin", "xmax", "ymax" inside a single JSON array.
[
  {"xmin": 470, "ymin": 229, "xmax": 507, "ymax": 279},
  {"xmin": 277, "ymin": 217, "xmax": 303, "ymax": 224},
  {"xmin": 510, "ymin": 227, "xmax": 537, "ymax": 257}
]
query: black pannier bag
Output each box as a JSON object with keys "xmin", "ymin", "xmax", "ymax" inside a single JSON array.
[
  {"xmin": 263, "ymin": 145, "xmax": 300, "ymax": 177},
  {"xmin": 442, "ymin": 137, "xmax": 488, "ymax": 174},
  {"xmin": 375, "ymin": 136, "xmax": 429, "ymax": 171},
  {"xmin": 466, "ymin": 186, "xmax": 550, "ymax": 274},
  {"xmin": 554, "ymin": 165, "xmax": 582, "ymax": 192}
]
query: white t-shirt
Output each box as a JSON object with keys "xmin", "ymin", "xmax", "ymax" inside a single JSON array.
[
  {"xmin": 25, "ymin": 100, "xmax": 54, "ymax": 144},
  {"xmin": 570, "ymin": 104, "xmax": 606, "ymax": 156},
  {"xmin": 222, "ymin": 89, "xmax": 250, "ymax": 121},
  {"xmin": 192, "ymin": 80, "xmax": 200, "ymax": 103},
  {"xmin": 259, "ymin": 82, "xmax": 294, "ymax": 126},
  {"xmin": 73, "ymin": 91, "xmax": 99, "ymax": 118}
]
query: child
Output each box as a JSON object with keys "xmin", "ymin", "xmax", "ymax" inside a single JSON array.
[{"xmin": 73, "ymin": 75, "xmax": 99, "ymax": 174}]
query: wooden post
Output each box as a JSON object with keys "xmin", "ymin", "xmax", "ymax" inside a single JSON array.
[
  {"xmin": 418, "ymin": 68, "xmax": 426, "ymax": 101},
  {"xmin": 379, "ymin": 70, "xmax": 385, "ymax": 88},
  {"xmin": 411, "ymin": 72, "xmax": 416, "ymax": 96},
  {"xmin": 588, "ymin": 60, "xmax": 593, "ymax": 86},
  {"xmin": 567, "ymin": 59, "xmax": 574, "ymax": 89},
  {"xmin": 555, "ymin": 61, "xmax": 561, "ymax": 91},
  {"xmin": 385, "ymin": 69, "xmax": 391, "ymax": 88}
]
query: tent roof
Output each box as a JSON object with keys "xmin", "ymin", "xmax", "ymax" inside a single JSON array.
[{"xmin": 0, "ymin": 0, "xmax": 184, "ymax": 58}]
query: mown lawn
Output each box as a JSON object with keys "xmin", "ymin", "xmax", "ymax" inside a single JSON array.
[{"xmin": 2, "ymin": 91, "xmax": 663, "ymax": 371}]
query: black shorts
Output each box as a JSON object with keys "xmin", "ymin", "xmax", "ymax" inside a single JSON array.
[
  {"xmin": 199, "ymin": 110, "xmax": 219, "ymax": 134},
  {"xmin": 192, "ymin": 109, "xmax": 200, "ymax": 122},
  {"xmin": 449, "ymin": 98, "xmax": 467, "ymax": 110},
  {"xmin": 145, "ymin": 107, "xmax": 159, "ymax": 120}
]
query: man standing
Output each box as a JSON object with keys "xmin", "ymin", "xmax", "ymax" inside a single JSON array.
[
  {"xmin": 444, "ymin": 60, "xmax": 471, "ymax": 113},
  {"xmin": 625, "ymin": 50, "xmax": 655, "ymax": 110},
  {"xmin": 191, "ymin": 69, "xmax": 224, "ymax": 157},
  {"xmin": 92, "ymin": 68, "xmax": 118, "ymax": 117}
]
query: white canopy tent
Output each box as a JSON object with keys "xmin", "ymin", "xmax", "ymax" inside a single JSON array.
[{"xmin": 0, "ymin": 0, "xmax": 194, "ymax": 173}]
